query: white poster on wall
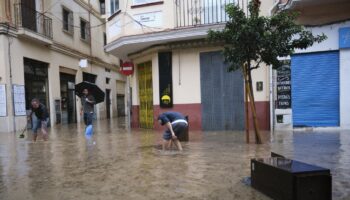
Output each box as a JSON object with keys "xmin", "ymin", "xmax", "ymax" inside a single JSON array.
[
  {"xmin": 133, "ymin": 11, "xmax": 162, "ymax": 28},
  {"xmin": 13, "ymin": 85, "xmax": 26, "ymax": 116},
  {"xmin": 0, "ymin": 85, "xmax": 7, "ymax": 117},
  {"xmin": 133, "ymin": 0, "xmax": 160, "ymax": 5}
]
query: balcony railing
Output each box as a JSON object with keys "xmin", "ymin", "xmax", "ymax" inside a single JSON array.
[
  {"xmin": 175, "ymin": 0, "xmax": 236, "ymax": 28},
  {"xmin": 14, "ymin": 3, "xmax": 53, "ymax": 39}
]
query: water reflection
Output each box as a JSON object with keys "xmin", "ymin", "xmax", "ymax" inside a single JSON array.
[{"xmin": 0, "ymin": 120, "xmax": 348, "ymax": 200}]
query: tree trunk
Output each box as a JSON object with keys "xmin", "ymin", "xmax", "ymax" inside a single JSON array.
[
  {"xmin": 244, "ymin": 63, "xmax": 262, "ymax": 144},
  {"xmin": 244, "ymin": 65, "xmax": 250, "ymax": 143}
]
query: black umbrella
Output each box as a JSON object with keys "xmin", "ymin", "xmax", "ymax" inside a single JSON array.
[{"xmin": 75, "ymin": 81, "xmax": 105, "ymax": 104}]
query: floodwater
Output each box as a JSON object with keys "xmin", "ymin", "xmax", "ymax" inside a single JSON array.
[{"xmin": 0, "ymin": 119, "xmax": 349, "ymax": 200}]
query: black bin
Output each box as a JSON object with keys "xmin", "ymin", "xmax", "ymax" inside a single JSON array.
[{"xmin": 177, "ymin": 115, "xmax": 189, "ymax": 142}]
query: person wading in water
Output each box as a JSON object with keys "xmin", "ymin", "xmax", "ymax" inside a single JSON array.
[
  {"xmin": 28, "ymin": 98, "xmax": 49, "ymax": 142},
  {"xmin": 157, "ymin": 112, "xmax": 188, "ymax": 151}
]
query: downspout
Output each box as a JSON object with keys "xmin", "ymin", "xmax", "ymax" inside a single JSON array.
[
  {"xmin": 269, "ymin": 65, "xmax": 274, "ymax": 136},
  {"xmin": 6, "ymin": 24, "xmax": 16, "ymax": 132}
]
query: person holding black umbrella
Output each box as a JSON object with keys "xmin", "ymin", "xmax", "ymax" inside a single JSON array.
[{"xmin": 80, "ymin": 89, "xmax": 95, "ymax": 126}]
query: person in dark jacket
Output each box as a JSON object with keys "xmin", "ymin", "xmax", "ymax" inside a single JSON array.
[
  {"xmin": 80, "ymin": 89, "xmax": 95, "ymax": 127},
  {"xmin": 157, "ymin": 111, "xmax": 188, "ymax": 151},
  {"xmin": 28, "ymin": 98, "xmax": 49, "ymax": 142}
]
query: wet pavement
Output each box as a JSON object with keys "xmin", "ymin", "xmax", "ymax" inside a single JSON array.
[{"xmin": 0, "ymin": 118, "xmax": 349, "ymax": 200}]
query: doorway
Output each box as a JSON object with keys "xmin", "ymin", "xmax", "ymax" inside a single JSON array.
[
  {"xmin": 24, "ymin": 58, "xmax": 49, "ymax": 111},
  {"xmin": 106, "ymin": 89, "xmax": 111, "ymax": 119},
  {"xmin": 138, "ymin": 61, "xmax": 153, "ymax": 129},
  {"xmin": 117, "ymin": 94, "xmax": 125, "ymax": 117},
  {"xmin": 60, "ymin": 73, "xmax": 76, "ymax": 124},
  {"xmin": 21, "ymin": 0, "xmax": 37, "ymax": 32},
  {"xmin": 200, "ymin": 51, "xmax": 244, "ymax": 130}
]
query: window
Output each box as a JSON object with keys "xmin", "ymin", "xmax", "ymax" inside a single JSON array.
[
  {"xmin": 62, "ymin": 7, "xmax": 74, "ymax": 34},
  {"xmin": 106, "ymin": 78, "xmax": 110, "ymax": 84},
  {"xmin": 80, "ymin": 18, "xmax": 90, "ymax": 41},
  {"xmin": 103, "ymin": 32, "xmax": 107, "ymax": 46},
  {"xmin": 110, "ymin": 0, "xmax": 119, "ymax": 14},
  {"xmin": 99, "ymin": 0, "xmax": 106, "ymax": 15}
]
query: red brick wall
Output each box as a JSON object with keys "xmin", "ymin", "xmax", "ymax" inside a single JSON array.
[
  {"xmin": 246, "ymin": 101, "xmax": 270, "ymax": 130},
  {"xmin": 131, "ymin": 101, "xmax": 270, "ymax": 131},
  {"xmin": 153, "ymin": 104, "xmax": 202, "ymax": 130}
]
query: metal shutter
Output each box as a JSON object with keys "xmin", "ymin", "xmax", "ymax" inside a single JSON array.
[
  {"xmin": 200, "ymin": 51, "xmax": 244, "ymax": 130},
  {"xmin": 291, "ymin": 51, "xmax": 339, "ymax": 127}
]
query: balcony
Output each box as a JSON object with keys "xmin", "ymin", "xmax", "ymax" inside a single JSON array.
[
  {"xmin": 175, "ymin": 0, "xmax": 235, "ymax": 28},
  {"xmin": 14, "ymin": 3, "xmax": 53, "ymax": 44},
  {"xmin": 272, "ymin": 0, "xmax": 350, "ymax": 25},
  {"xmin": 106, "ymin": 0, "xmax": 236, "ymax": 59}
]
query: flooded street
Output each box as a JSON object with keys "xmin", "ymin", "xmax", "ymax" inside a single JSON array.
[{"xmin": 0, "ymin": 119, "xmax": 349, "ymax": 200}]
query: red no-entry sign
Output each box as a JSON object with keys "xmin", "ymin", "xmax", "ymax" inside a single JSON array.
[{"xmin": 120, "ymin": 61, "xmax": 134, "ymax": 76}]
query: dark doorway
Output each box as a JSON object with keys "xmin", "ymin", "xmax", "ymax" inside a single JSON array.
[
  {"xmin": 117, "ymin": 94, "xmax": 125, "ymax": 117},
  {"xmin": 60, "ymin": 73, "xmax": 76, "ymax": 124},
  {"xmin": 21, "ymin": 0, "xmax": 37, "ymax": 32},
  {"xmin": 106, "ymin": 89, "xmax": 111, "ymax": 119},
  {"xmin": 24, "ymin": 57, "xmax": 49, "ymax": 118},
  {"xmin": 83, "ymin": 72, "xmax": 97, "ymax": 83}
]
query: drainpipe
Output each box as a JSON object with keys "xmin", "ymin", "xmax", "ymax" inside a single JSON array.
[
  {"xmin": 6, "ymin": 24, "xmax": 16, "ymax": 132},
  {"xmin": 269, "ymin": 65, "xmax": 274, "ymax": 136}
]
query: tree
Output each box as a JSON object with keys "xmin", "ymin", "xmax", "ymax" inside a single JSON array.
[{"xmin": 208, "ymin": 0, "xmax": 326, "ymax": 144}]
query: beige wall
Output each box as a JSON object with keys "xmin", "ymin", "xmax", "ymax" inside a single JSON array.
[
  {"xmin": 106, "ymin": 0, "xmax": 175, "ymax": 43},
  {"xmin": 0, "ymin": 0, "xmax": 126, "ymax": 132},
  {"xmin": 130, "ymin": 46, "xmax": 270, "ymax": 106}
]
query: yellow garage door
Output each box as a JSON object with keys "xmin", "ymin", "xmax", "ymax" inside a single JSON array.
[{"xmin": 138, "ymin": 61, "xmax": 154, "ymax": 129}]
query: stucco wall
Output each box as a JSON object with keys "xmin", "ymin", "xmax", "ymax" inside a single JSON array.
[{"xmin": 130, "ymin": 46, "xmax": 270, "ymax": 106}]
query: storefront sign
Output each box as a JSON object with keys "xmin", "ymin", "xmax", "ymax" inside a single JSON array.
[
  {"xmin": 13, "ymin": 85, "xmax": 26, "ymax": 116},
  {"xmin": 133, "ymin": 11, "xmax": 162, "ymax": 28},
  {"xmin": 158, "ymin": 52, "xmax": 173, "ymax": 108},
  {"xmin": 0, "ymin": 84, "xmax": 7, "ymax": 117},
  {"xmin": 339, "ymin": 27, "xmax": 350, "ymax": 49},
  {"xmin": 121, "ymin": 61, "xmax": 134, "ymax": 76},
  {"xmin": 277, "ymin": 63, "xmax": 291, "ymax": 109}
]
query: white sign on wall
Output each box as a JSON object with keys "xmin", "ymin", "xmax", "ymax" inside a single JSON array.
[
  {"xmin": 133, "ymin": 11, "xmax": 162, "ymax": 28},
  {"xmin": 108, "ymin": 19, "xmax": 122, "ymax": 38},
  {"xmin": 13, "ymin": 85, "xmax": 26, "ymax": 116},
  {"xmin": 0, "ymin": 84, "xmax": 7, "ymax": 117},
  {"xmin": 133, "ymin": 0, "xmax": 161, "ymax": 5}
]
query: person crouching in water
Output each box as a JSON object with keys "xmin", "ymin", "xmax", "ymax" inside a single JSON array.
[
  {"xmin": 157, "ymin": 112, "xmax": 188, "ymax": 151},
  {"xmin": 28, "ymin": 98, "xmax": 49, "ymax": 142}
]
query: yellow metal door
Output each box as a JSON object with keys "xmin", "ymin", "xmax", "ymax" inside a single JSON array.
[{"xmin": 138, "ymin": 61, "xmax": 154, "ymax": 129}]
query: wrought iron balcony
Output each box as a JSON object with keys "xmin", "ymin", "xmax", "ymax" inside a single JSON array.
[
  {"xmin": 14, "ymin": 3, "xmax": 53, "ymax": 39},
  {"xmin": 175, "ymin": 0, "xmax": 235, "ymax": 28}
]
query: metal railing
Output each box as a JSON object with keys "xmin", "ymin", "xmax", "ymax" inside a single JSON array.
[
  {"xmin": 14, "ymin": 3, "xmax": 53, "ymax": 39},
  {"xmin": 175, "ymin": 0, "xmax": 236, "ymax": 28}
]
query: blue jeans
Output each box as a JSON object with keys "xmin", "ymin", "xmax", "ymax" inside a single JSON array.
[
  {"xmin": 84, "ymin": 113, "xmax": 94, "ymax": 126},
  {"xmin": 32, "ymin": 117, "xmax": 49, "ymax": 134}
]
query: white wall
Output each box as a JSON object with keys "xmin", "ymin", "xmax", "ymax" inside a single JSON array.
[{"xmin": 340, "ymin": 49, "xmax": 350, "ymax": 129}]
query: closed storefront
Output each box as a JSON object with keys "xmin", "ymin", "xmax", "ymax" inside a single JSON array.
[
  {"xmin": 291, "ymin": 51, "xmax": 340, "ymax": 127},
  {"xmin": 200, "ymin": 51, "xmax": 244, "ymax": 131}
]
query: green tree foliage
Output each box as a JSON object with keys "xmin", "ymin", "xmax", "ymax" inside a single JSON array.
[
  {"xmin": 208, "ymin": 0, "xmax": 327, "ymax": 71},
  {"xmin": 208, "ymin": 0, "xmax": 326, "ymax": 143}
]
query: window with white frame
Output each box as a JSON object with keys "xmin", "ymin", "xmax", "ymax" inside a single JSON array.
[
  {"xmin": 110, "ymin": 0, "xmax": 119, "ymax": 14},
  {"xmin": 62, "ymin": 7, "xmax": 74, "ymax": 34}
]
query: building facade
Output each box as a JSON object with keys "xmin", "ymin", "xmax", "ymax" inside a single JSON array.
[
  {"xmin": 105, "ymin": 0, "xmax": 274, "ymax": 131},
  {"xmin": 0, "ymin": 0, "xmax": 126, "ymax": 133},
  {"xmin": 272, "ymin": 0, "xmax": 350, "ymax": 130}
]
